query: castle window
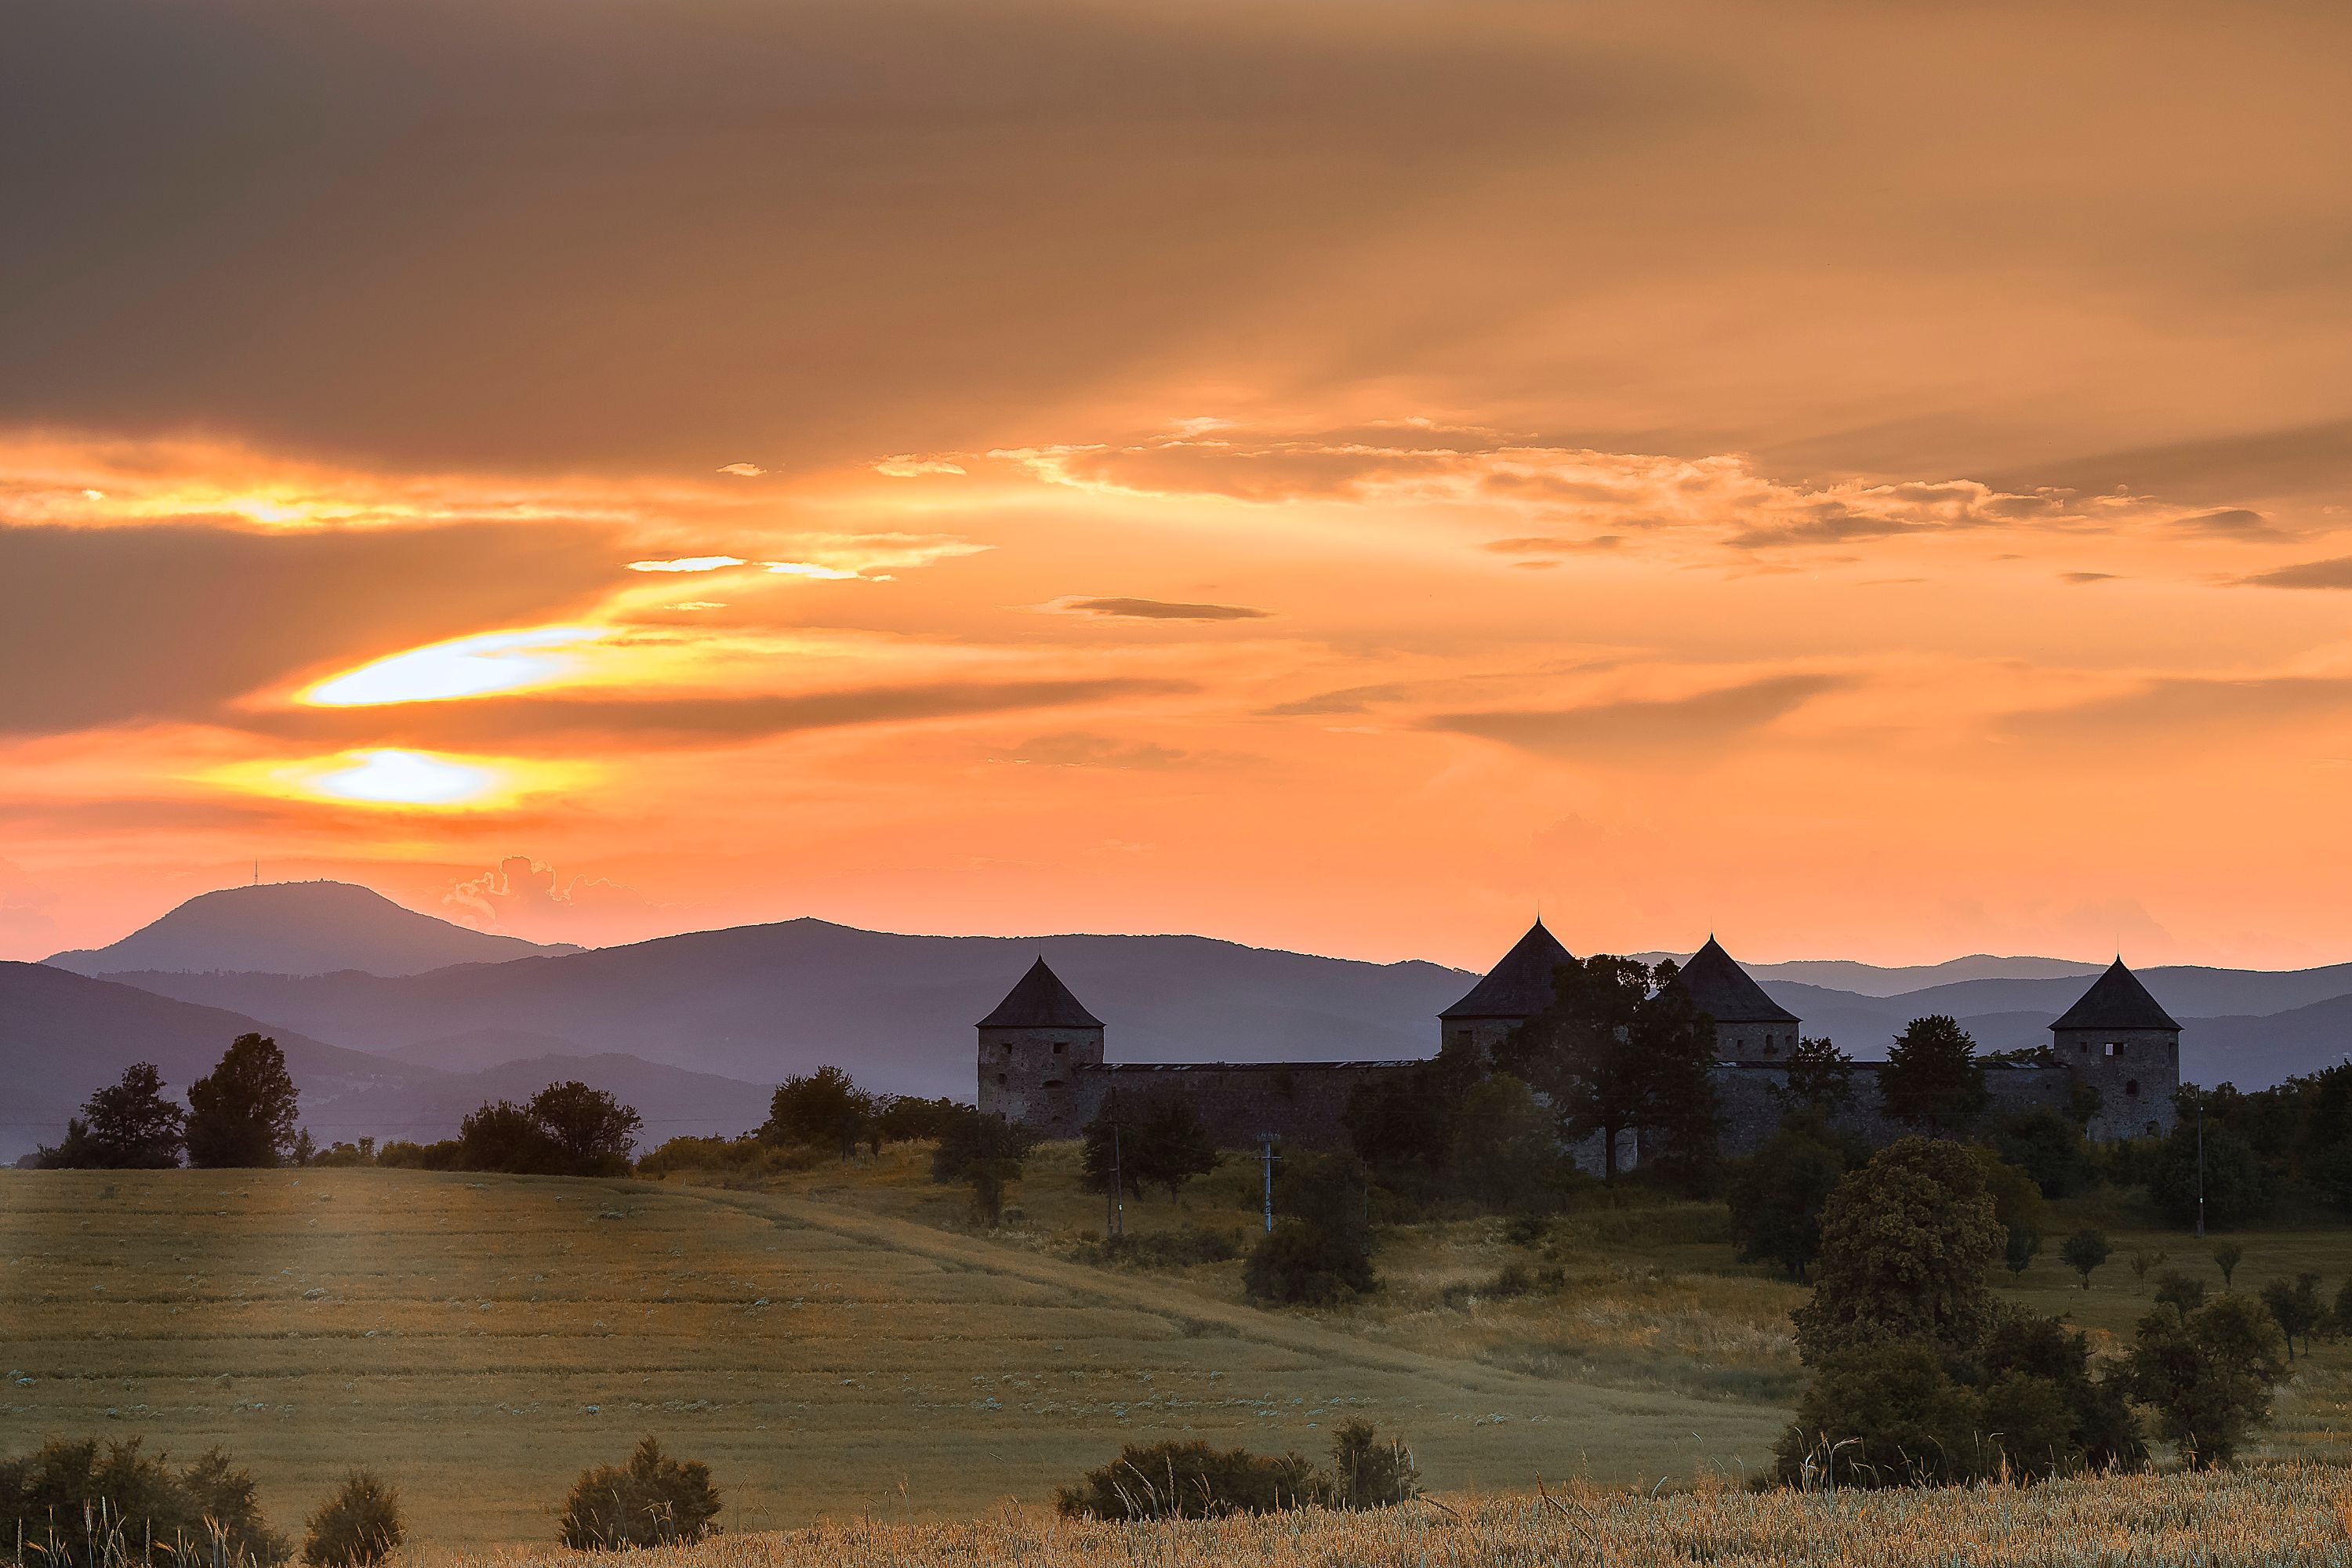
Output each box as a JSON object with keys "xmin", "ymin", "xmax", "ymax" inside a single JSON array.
[
  {"xmin": 1053, "ymin": 1042, "xmax": 1065, "ymax": 1054},
  {"xmin": 2124, "ymin": 1080, "xmax": 2140, "ymax": 1098},
  {"xmin": 995, "ymin": 1073, "xmax": 1007, "ymax": 1087},
  {"xmin": 2104, "ymin": 1042, "xmax": 2125, "ymax": 1058}
]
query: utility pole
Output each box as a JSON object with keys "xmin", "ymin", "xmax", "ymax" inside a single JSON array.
[
  {"xmin": 1106, "ymin": 1119, "xmax": 1125, "ymax": 1240},
  {"xmin": 1258, "ymin": 1133, "xmax": 1279, "ymax": 1233},
  {"xmin": 2195, "ymin": 1098, "xmax": 2205, "ymax": 1239}
]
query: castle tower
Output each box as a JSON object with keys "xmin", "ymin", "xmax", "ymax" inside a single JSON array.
[
  {"xmin": 2049, "ymin": 958, "xmax": 2180, "ymax": 1142},
  {"xmin": 1439, "ymin": 920, "xmax": 1575, "ymax": 1058},
  {"xmin": 1674, "ymin": 936, "xmax": 1801, "ymax": 1062},
  {"xmin": 976, "ymin": 956, "xmax": 1105, "ymax": 1136}
]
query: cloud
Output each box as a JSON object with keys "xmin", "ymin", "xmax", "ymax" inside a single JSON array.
[
  {"xmin": 2060, "ymin": 572, "xmax": 2119, "ymax": 584},
  {"xmin": 1484, "ymin": 535, "xmax": 1624, "ymax": 555},
  {"xmin": 1258, "ymin": 683, "xmax": 1415, "ymax": 717},
  {"xmin": 1058, "ymin": 597, "xmax": 1270, "ymax": 622},
  {"xmin": 716, "ymin": 463, "xmax": 766, "ymax": 477},
  {"xmin": 628, "ymin": 555, "xmax": 749, "ymax": 572},
  {"xmin": 2000, "ymin": 677, "xmax": 2352, "ymax": 741},
  {"xmin": 2239, "ymin": 556, "xmax": 2352, "ymax": 590},
  {"xmin": 2176, "ymin": 508, "xmax": 2285, "ymax": 540},
  {"xmin": 1990, "ymin": 419, "xmax": 2352, "ymax": 508},
  {"xmin": 233, "ymin": 678, "xmax": 1195, "ymax": 749},
  {"xmin": 0, "ymin": 521, "xmax": 626, "ymax": 735},
  {"xmin": 987, "ymin": 731, "xmax": 1199, "ymax": 769},
  {"xmin": 443, "ymin": 855, "xmax": 661, "ymax": 943},
  {"xmin": 873, "ymin": 456, "xmax": 967, "ymax": 478},
  {"xmin": 1427, "ymin": 673, "xmax": 1849, "ymax": 757}
]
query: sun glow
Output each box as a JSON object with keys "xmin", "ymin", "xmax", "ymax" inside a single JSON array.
[
  {"xmin": 210, "ymin": 748, "xmax": 581, "ymax": 809},
  {"xmin": 301, "ymin": 626, "xmax": 604, "ymax": 706}
]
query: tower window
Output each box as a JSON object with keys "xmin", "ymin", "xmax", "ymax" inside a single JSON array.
[
  {"xmin": 2124, "ymin": 1080, "xmax": 2140, "ymax": 1098},
  {"xmin": 2104, "ymin": 1042, "xmax": 2125, "ymax": 1058},
  {"xmin": 995, "ymin": 1073, "xmax": 1007, "ymax": 1087},
  {"xmin": 1053, "ymin": 1042, "xmax": 1065, "ymax": 1054}
]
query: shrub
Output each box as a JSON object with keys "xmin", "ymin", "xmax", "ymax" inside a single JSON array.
[
  {"xmin": 1055, "ymin": 1423, "xmax": 1417, "ymax": 1519},
  {"xmin": 1245, "ymin": 1219, "xmax": 1374, "ymax": 1305},
  {"xmin": 2147, "ymin": 1122, "xmax": 2268, "ymax": 1229},
  {"xmin": 1325, "ymin": 1418, "xmax": 1419, "ymax": 1509},
  {"xmin": 2125, "ymin": 1294, "xmax": 2287, "ymax": 1467},
  {"xmin": 373, "ymin": 1138, "xmax": 462, "ymax": 1171},
  {"xmin": 760, "ymin": 1067, "xmax": 874, "ymax": 1160},
  {"xmin": 0, "ymin": 1437, "xmax": 289, "ymax": 1568},
  {"xmin": 557, "ymin": 1437, "xmax": 720, "ymax": 1551},
  {"xmin": 635, "ymin": 1135, "xmax": 819, "ymax": 1180},
  {"xmin": 2212, "ymin": 1241, "xmax": 2245, "ymax": 1290},
  {"xmin": 1773, "ymin": 1345, "xmax": 1989, "ymax": 1488},
  {"xmin": 457, "ymin": 1083, "xmax": 642, "ymax": 1178},
  {"xmin": 930, "ymin": 1109, "xmax": 1042, "ymax": 1225},
  {"xmin": 2005, "ymin": 1227, "xmax": 2042, "ymax": 1279},
  {"xmin": 301, "ymin": 1472, "xmax": 404, "ymax": 1568},
  {"xmin": 1726, "ymin": 1119, "xmax": 1849, "ymax": 1281},
  {"xmin": 1075, "ymin": 1225, "xmax": 1241, "ymax": 1270}
]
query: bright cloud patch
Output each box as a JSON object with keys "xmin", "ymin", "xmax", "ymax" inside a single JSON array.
[
  {"xmin": 300, "ymin": 626, "xmax": 604, "ymax": 706},
  {"xmin": 873, "ymin": 456, "xmax": 967, "ymax": 478},
  {"xmin": 627, "ymin": 556, "xmax": 748, "ymax": 573}
]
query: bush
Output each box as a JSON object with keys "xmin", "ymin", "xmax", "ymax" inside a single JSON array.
[
  {"xmin": 759, "ymin": 1066, "xmax": 875, "ymax": 1160},
  {"xmin": 930, "ymin": 1109, "xmax": 1042, "ymax": 1225},
  {"xmin": 373, "ymin": 1138, "xmax": 462, "ymax": 1171},
  {"xmin": 2154, "ymin": 1269, "xmax": 2207, "ymax": 1314},
  {"xmin": 634, "ymin": 1135, "xmax": 819, "ymax": 1181},
  {"xmin": 2147, "ymin": 1122, "xmax": 2268, "ymax": 1229},
  {"xmin": 2124, "ymin": 1294, "xmax": 2288, "ymax": 1467},
  {"xmin": 1726, "ymin": 1118, "xmax": 1849, "ymax": 1281},
  {"xmin": 1244, "ymin": 1219, "xmax": 1374, "ymax": 1305},
  {"xmin": 557, "ymin": 1437, "xmax": 720, "ymax": 1551},
  {"xmin": 0, "ymin": 1437, "xmax": 289, "ymax": 1568},
  {"xmin": 1773, "ymin": 1345, "xmax": 1989, "ymax": 1488},
  {"xmin": 457, "ymin": 1083, "xmax": 641, "ymax": 1178},
  {"xmin": 301, "ymin": 1472, "xmax": 403, "ymax": 1567},
  {"xmin": 1991, "ymin": 1107, "xmax": 2094, "ymax": 1198},
  {"xmin": 1074, "ymin": 1225, "xmax": 1240, "ymax": 1270},
  {"xmin": 1055, "ymin": 1423, "xmax": 1416, "ymax": 1519}
]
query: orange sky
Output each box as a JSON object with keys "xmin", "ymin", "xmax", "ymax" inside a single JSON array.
[{"xmin": 5, "ymin": 0, "xmax": 2352, "ymax": 969}]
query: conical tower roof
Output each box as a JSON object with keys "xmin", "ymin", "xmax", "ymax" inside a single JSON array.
[
  {"xmin": 2050, "ymin": 958, "xmax": 2180, "ymax": 1032},
  {"xmin": 1672, "ymin": 936, "xmax": 1798, "ymax": 1025},
  {"xmin": 977, "ymin": 956, "xmax": 1103, "ymax": 1029},
  {"xmin": 1442, "ymin": 920, "xmax": 1576, "ymax": 1020}
]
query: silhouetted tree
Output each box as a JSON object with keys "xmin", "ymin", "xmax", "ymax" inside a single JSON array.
[
  {"xmin": 2060, "ymin": 1227, "xmax": 2111, "ymax": 1290},
  {"xmin": 2212, "ymin": 1241, "xmax": 2245, "ymax": 1290},
  {"xmin": 186, "ymin": 1034, "xmax": 301, "ymax": 1168},
  {"xmin": 37, "ymin": 1063, "xmax": 186, "ymax": 1169},
  {"xmin": 1495, "ymin": 955, "xmax": 1719, "ymax": 1184},
  {"xmin": 1791, "ymin": 1137, "xmax": 2002, "ymax": 1364},
  {"xmin": 2005, "ymin": 1226, "xmax": 2043, "ymax": 1279},
  {"xmin": 760, "ymin": 1066, "xmax": 876, "ymax": 1160},
  {"xmin": 1342, "ymin": 1037, "xmax": 1483, "ymax": 1178},
  {"xmin": 1246, "ymin": 1152, "xmax": 1377, "ymax": 1305},
  {"xmin": 2148, "ymin": 1116, "xmax": 2268, "ymax": 1229},
  {"xmin": 1445, "ymin": 1074, "xmax": 1566, "ymax": 1213},
  {"xmin": 1769, "ymin": 1037, "xmax": 1857, "ymax": 1116},
  {"xmin": 557, "ymin": 1438, "xmax": 720, "ymax": 1550},
  {"xmin": 1726, "ymin": 1114, "xmax": 1849, "ymax": 1281},
  {"xmin": 1993, "ymin": 1105, "xmax": 2094, "ymax": 1198},
  {"xmin": 528, "ymin": 1081, "xmax": 642, "ymax": 1176},
  {"xmin": 1129, "ymin": 1090, "xmax": 1219, "ymax": 1197},
  {"xmin": 931, "ymin": 1108, "xmax": 1042, "ymax": 1225},
  {"xmin": 2125, "ymin": 1294, "xmax": 2287, "ymax": 1466},
  {"xmin": 1878, "ymin": 1015, "xmax": 1987, "ymax": 1134},
  {"xmin": 457, "ymin": 1102, "xmax": 561, "ymax": 1174},
  {"xmin": 2259, "ymin": 1272, "xmax": 2325, "ymax": 1360}
]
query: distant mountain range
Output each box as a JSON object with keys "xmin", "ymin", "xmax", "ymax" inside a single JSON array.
[
  {"xmin": 46, "ymin": 881, "xmax": 578, "ymax": 978},
  {"xmin": 11, "ymin": 880, "xmax": 2352, "ymax": 1163}
]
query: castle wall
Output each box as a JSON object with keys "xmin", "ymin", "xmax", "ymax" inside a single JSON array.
[
  {"xmin": 1712, "ymin": 1062, "xmax": 2076, "ymax": 1159},
  {"xmin": 2053, "ymin": 1026, "xmax": 2180, "ymax": 1142},
  {"xmin": 1090, "ymin": 1061, "xmax": 1419, "ymax": 1149}
]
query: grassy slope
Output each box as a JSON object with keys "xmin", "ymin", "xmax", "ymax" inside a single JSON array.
[{"xmin": 0, "ymin": 1167, "xmax": 1771, "ymax": 1547}]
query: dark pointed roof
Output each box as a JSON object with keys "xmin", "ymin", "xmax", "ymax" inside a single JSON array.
[
  {"xmin": 977, "ymin": 956, "xmax": 1103, "ymax": 1029},
  {"xmin": 1442, "ymin": 920, "xmax": 1576, "ymax": 1020},
  {"xmin": 1673, "ymin": 937, "xmax": 1798, "ymax": 1025},
  {"xmin": 2050, "ymin": 958, "xmax": 2180, "ymax": 1033}
]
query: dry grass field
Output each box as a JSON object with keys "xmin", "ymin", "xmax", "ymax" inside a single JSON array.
[
  {"xmin": 5, "ymin": 1151, "xmax": 2348, "ymax": 1552},
  {"xmin": 0, "ymin": 1167, "xmax": 1775, "ymax": 1547},
  {"xmin": 410, "ymin": 1464, "xmax": 2352, "ymax": 1568}
]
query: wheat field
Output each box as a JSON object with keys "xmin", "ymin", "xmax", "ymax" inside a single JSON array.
[
  {"xmin": 0, "ymin": 1168, "xmax": 1779, "ymax": 1545},
  {"xmin": 409, "ymin": 1465, "xmax": 2352, "ymax": 1568}
]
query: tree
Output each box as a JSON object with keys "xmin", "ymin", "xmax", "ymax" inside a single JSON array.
[
  {"xmin": 2129, "ymin": 1248, "xmax": 2168, "ymax": 1294},
  {"xmin": 2060, "ymin": 1228, "xmax": 2111, "ymax": 1290},
  {"xmin": 2147, "ymin": 1121, "xmax": 2267, "ymax": 1229},
  {"xmin": 1770, "ymin": 1037, "xmax": 1857, "ymax": 1116},
  {"xmin": 760, "ymin": 1066, "xmax": 874, "ymax": 1160},
  {"xmin": 1343, "ymin": 1038, "xmax": 1483, "ymax": 1178},
  {"xmin": 1790, "ymin": 1138, "xmax": 2002, "ymax": 1364},
  {"xmin": 1992, "ymin": 1106, "xmax": 2094, "ymax": 1198},
  {"xmin": 457, "ymin": 1102, "xmax": 561, "ymax": 1174},
  {"xmin": 1977, "ymin": 1309, "xmax": 2146, "ymax": 1475},
  {"xmin": 557, "ymin": 1437, "xmax": 720, "ymax": 1549},
  {"xmin": 930, "ymin": 1108, "xmax": 1041, "ymax": 1225},
  {"xmin": 872, "ymin": 1094, "xmax": 964, "ymax": 1145},
  {"xmin": 1444, "ymin": 1074, "xmax": 1565, "ymax": 1213},
  {"xmin": 1878, "ymin": 1016, "xmax": 1987, "ymax": 1134},
  {"xmin": 1772, "ymin": 1345, "xmax": 1987, "ymax": 1487},
  {"xmin": 2154, "ymin": 1269, "xmax": 2207, "ymax": 1314},
  {"xmin": 1970, "ymin": 1147, "xmax": 2051, "ymax": 1272},
  {"xmin": 2124, "ymin": 1294, "xmax": 2287, "ymax": 1467},
  {"xmin": 186, "ymin": 1034, "xmax": 301, "ymax": 1168},
  {"xmin": 1080, "ymin": 1102, "xmax": 1142, "ymax": 1199},
  {"xmin": 302, "ymin": 1472, "xmax": 404, "ymax": 1568},
  {"xmin": 1245, "ymin": 1151, "xmax": 1377, "ymax": 1305},
  {"xmin": 2258, "ymin": 1272, "xmax": 2325, "ymax": 1360},
  {"xmin": 528, "ymin": 1082, "xmax": 641, "ymax": 1177},
  {"xmin": 1129, "ymin": 1090, "xmax": 1219, "ymax": 1197},
  {"xmin": 2212, "ymin": 1241, "xmax": 2244, "ymax": 1290},
  {"xmin": 2005, "ymin": 1226, "xmax": 2042, "ymax": 1279},
  {"xmin": 1726, "ymin": 1116, "xmax": 1849, "ymax": 1281},
  {"xmin": 1494, "ymin": 954, "xmax": 1719, "ymax": 1184},
  {"xmin": 36, "ymin": 1063, "xmax": 187, "ymax": 1169}
]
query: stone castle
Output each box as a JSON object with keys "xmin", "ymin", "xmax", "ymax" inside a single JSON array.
[{"xmin": 975, "ymin": 922, "xmax": 2180, "ymax": 1163}]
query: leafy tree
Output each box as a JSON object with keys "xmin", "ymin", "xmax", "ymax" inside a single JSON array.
[
  {"xmin": 1131, "ymin": 1091, "xmax": 1220, "ymax": 1197},
  {"xmin": 457, "ymin": 1102, "xmax": 561, "ymax": 1174},
  {"xmin": 36, "ymin": 1063, "xmax": 187, "ymax": 1169},
  {"xmin": 1977, "ymin": 1309, "xmax": 2146, "ymax": 1475},
  {"xmin": 2212, "ymin": 1241, "xmax": 2244, "ymax": 1290},
  {"xmin": 302, "ymin": 1472, "xmax": 404, "ymax": 1568},
  {"xmin": 2124, "ymin": 1294, "xmax": 2288, "ymax": 1467},
  {"xmin": 556, "ymin": 1437, "xmax": 720, "ymax": 1549},
  {"xmin": 2258, "ymin": 1272, "xmax": 2325, "ymax": 1360},
  {"xmin": 1790, "ymin": 1137, "xmax": 2002, "ymax": 1364},
  {"xmin": 185, "ymin": 1034, "xmax": 301, "ymax": 1168},
  {"xmin": 2005, "ymin": 1226, "xmax": 2042, "ymax": 1279},
  {"xmin": 1992, "ymin": 1106, "xmax": 2094, "ymax": 1198},
  {"xmin": 1080, "ymin": 1102, "xmax": 1143, "ymax": 1198},
  {"xmin": 1970, "ymin": 1147, "xmax": 2051, "ymax": 1269},
  {"xmin": 1323, "ymin": 1419, "xmax": 1420, "ymax": 1510},
  {"xmin": 872, "ymin": 1094, "xmax": 966, "ymax": 1145},
  {"xmin": 2060, "ymin": 1228, "xmax": 2111, "ymax": 1290},
  {"xmin": 1878, "ymin": 1016, "xmax": 1987, "ymax": 1134},
  {"xmin": 1244, "ymin": 1151, "xmax": 1376, "ymax": 1305},
  {"xmin": 528, "ymin": 1082, "xmax": 641, "ymax": 1176},
  {"xmin": 2147, "ymin": 1120, "xmax": 2268, "ymax": 1229},
  {"xmin": 1445, "ymin": 1074, "xmax": 1565, "ymax": 1213},
  {"xmin": 1494, "ymin": 954, "xmax": 1719, "ymax": 1185},
  {"xmin": 931, "ymin": 1108, "xmax": 1042, "ymax": 1225},
  {"xmin": 1769, "ymin": 1036, "xmax": 1857, "ymax": 1116},
  {"xmin": 2154, "ymin": 1269, "xmax": 2207, "ymax": 1314},
  {"xmin": 760, "ymin": 1066, "xmax": 874, "ymax": 1160},
  {"xmin": 1726, "ymin": 1116, "xmax": 1849, "ymax": 1281},
  {"xmin": 1342, "ymin": 1037, "xmax": 1483, "ymax": 1178},
  {"xmin": 2129, "ymin": 1248, "xmax": 2168, "ymax": 1294}
]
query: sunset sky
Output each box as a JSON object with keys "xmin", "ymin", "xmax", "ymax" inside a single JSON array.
[{"xmin": 5, "ymin": 0, "xmax": 2352, "ymax": 969}]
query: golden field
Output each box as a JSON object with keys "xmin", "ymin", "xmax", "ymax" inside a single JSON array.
[
  {"xmin": 408, "ymin": 1465, "xmax": 2352, "ymax": 1568},
  {"xmin": 3, "ymin": 1151, "xmax": 2348, "ymax": 1551}
]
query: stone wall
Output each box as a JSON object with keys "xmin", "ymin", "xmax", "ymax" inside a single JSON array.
[
  {"xmin": 1712, "ymin": 1061, "xmax": 2076, "ymax": 1159},
  {"xmin": 1087, "ymin": 1060, "xmax": 1420, "ymax": 1149}
]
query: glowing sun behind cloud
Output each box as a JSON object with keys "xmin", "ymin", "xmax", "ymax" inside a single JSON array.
[
  {"xmin": 206, "ymin": 749, "xmax": 584, "ymax": 811},
  {"xmin": 301, "ymin": 626, "xmax": 605, "ymax": 706}
]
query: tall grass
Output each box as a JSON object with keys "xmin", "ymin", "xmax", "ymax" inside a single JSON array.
[{"xmin": 410, "ymin": 1466, "xmax": 2352, "ymax": 1568}]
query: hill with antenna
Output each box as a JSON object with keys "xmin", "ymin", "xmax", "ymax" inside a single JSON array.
[{"xmin": 45, "ymin": 880, "xmax": 579, "ymax": 978}]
